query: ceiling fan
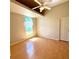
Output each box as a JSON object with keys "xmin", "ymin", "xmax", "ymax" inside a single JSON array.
[{"xmin": 32, "ymin": 0, "xmax": 53, "ymax": 12}]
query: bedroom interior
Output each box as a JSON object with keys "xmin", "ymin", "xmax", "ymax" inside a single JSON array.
[{"xmin": 10, "ymin": 0, "xmax": 69, "ymax": 59}]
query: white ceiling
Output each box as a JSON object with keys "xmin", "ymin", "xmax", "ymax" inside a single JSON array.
[{"xmin": 41, "ymin": 0, "xmax": 68, "ymax": 7}]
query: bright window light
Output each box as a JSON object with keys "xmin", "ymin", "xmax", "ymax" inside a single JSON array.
[{"xmin": 24, "ymin": 16, "xmax": 33, "ymax": 35}]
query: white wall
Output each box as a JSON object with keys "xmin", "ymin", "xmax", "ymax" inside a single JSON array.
[
  {"xmin": 10, "ymin": 12, "xmax": 37, "ymax": 44},
  {"xmin": 10, "ymin": 1, "xmax": 38, "ymax": 45},
  {"xmin": 37, "ymin": 2, "xmax": 69, "ymax": 40},
  {"xmin": 10, "ymin": 12, "xmax": 26, "ymax": 44},
  {"xmin": 60, "ymin": 16, "xmax": 69, "ymax": 41}
]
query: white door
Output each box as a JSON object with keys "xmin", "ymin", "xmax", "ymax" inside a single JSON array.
[{"xmin": 60, "ymin": 17, "xmax": 69, "ymax": 41}]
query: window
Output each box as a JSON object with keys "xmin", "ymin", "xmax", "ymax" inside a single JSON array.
[{"xmin": 24, "ymin": 16, "xmax": 33, "ymax": 35}]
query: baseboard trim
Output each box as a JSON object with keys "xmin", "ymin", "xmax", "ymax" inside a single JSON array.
[
  {"xmin": 39, "ymin": 36, "xmax": 59, "ymax": 41},
  {"xmin": 10, "ymin": 38, "xmax": 26, "ymax": 46},
  {"xmin": 39, "ymin": 36, "xmax": 69, "ymax": 42},
  {"xmin": 10, "ymin": 36, "xmax": 35, "ymax": 46},
  {"xmin": 59, "ymin": 40, "xmax": 69, "ymax": 43}
]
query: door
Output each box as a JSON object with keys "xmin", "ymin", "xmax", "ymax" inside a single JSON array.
[{"xmin": 60, "ymin": 17, "xmax": 69, "ymax": 41}]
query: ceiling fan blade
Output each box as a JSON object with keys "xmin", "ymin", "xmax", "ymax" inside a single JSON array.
[
  {"xmin": 32, "ymin": 6, "xmax": 40, "ymax": 10},
  {"xmin": 34, "ymin": 0, "xmax": 42, "ymax": 5},
  {"xmin": 44, "ymin": 6, "xmax": 51, "ymax": 10},
  {"xmin": 43, "ymin": 2, "xmax": 49, "ymax": 5}
]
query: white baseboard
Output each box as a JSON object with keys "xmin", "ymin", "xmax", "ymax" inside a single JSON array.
[
  {"xmin": 10, "ymin": 38, "xmax": 27, "ymax": 46},
  {"xmin": 10, "ymin": 36, "xmax": 35, "ymax": 46}
]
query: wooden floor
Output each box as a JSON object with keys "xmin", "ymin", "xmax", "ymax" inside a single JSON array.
[{"xmin": 10, "ymin": 37, "xmax": 69, "ymax": 59}]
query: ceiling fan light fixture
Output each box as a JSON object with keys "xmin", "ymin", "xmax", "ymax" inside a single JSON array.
[
  {"xmin": 40, "ymin": 7, "xmax": 44, "ymax": 12},
  {"xmin": 33, "ymin": 0, "xmax": 52, "ymax": 12}
]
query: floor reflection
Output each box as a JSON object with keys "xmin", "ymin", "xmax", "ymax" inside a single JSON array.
[
  {"xmin": 26, "ymin": 41, "xmax": 34, "ymax": 59},
  {"xmin": 26, "ymin": 37, "xmax": 39, "ymax": 59},
  {"xmin": 29, "ymin": 37, "xmax": 39, "ymax": 41}
]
